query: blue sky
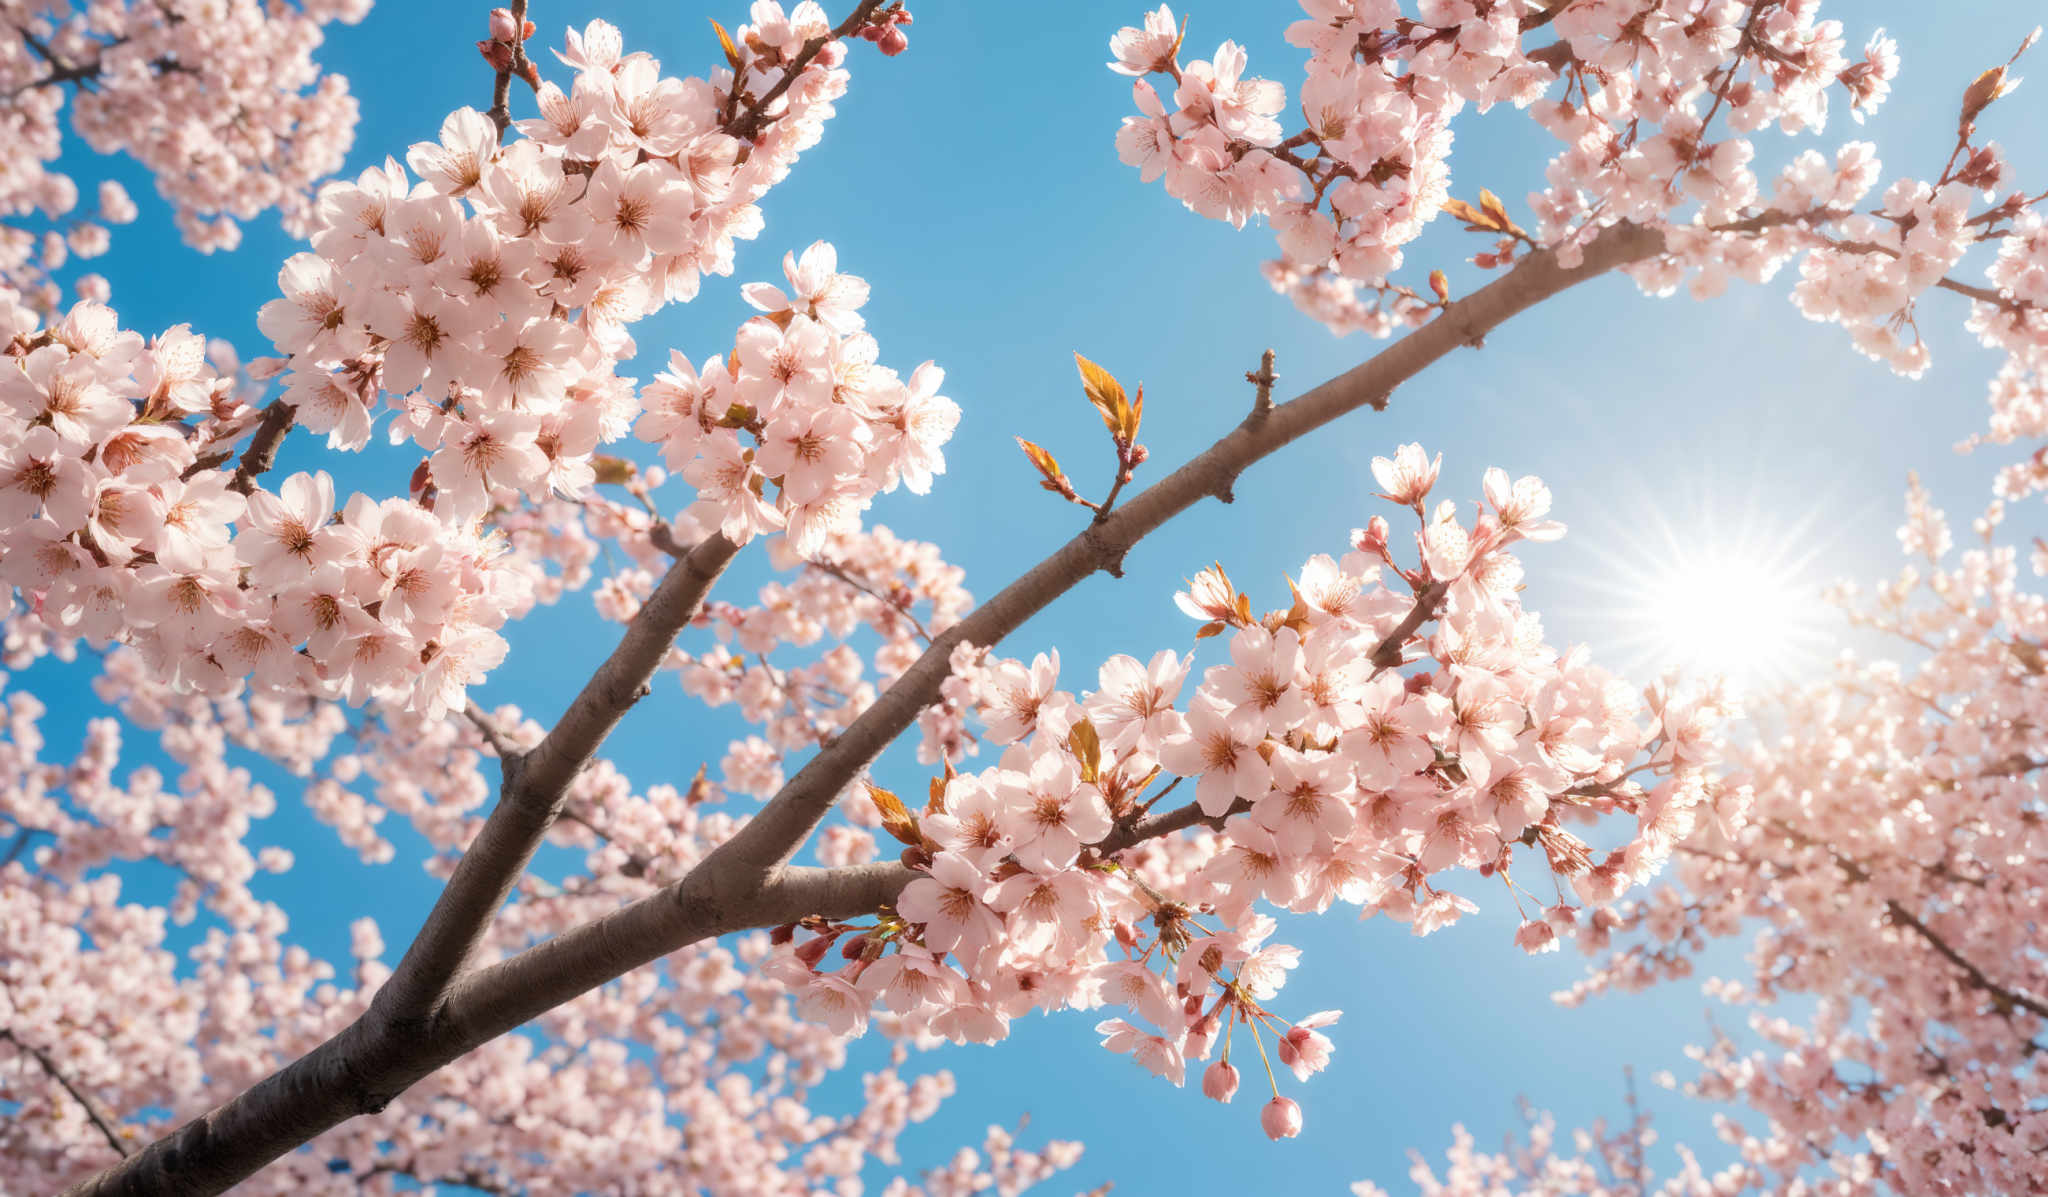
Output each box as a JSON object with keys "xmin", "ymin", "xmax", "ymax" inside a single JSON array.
[{"xmin": 20, "ymin": 1, "xmax": 2048, "ymax": 1191}]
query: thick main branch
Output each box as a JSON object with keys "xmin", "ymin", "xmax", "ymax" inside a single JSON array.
[{"xmin": 70, "ymin": 532, "xmax": 739, "ymax": 1196}]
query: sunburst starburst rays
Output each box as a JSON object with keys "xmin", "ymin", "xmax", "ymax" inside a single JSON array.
[{"xmin": 1552, "ymin": 484, "xmax": 1843, "ymax": 697}]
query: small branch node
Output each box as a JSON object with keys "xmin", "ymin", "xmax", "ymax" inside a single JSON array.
[{"xmin": 1244, "ymin": 348, "xmax": 1278, "ymax": 417}]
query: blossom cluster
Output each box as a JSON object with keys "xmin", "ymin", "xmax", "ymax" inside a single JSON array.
[
  {"xmin": 0, "ymin": 292, "xmax": 533, "ymax": 717},
  {"xmin": 771, "ymin": 449, "xmax": 1730, "ymax": 1137},
  {"xmin": 0, "ymin": 0, "xmax": 371, "ymax": 309},
  {"xmin": 1105, "ymin": 0, "xmax": 2021, "ymax": 383},
  {"xmin": 1, "ymin": 10, "xmax": 952, "ymax": 718},
  {"xmin": 632, "ymin": 240, "xmax": 959, "ymax": 556}
]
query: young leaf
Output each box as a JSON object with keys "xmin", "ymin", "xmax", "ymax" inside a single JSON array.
[
  {"xmin": 1068, "ymin": 718, "xmax": 1103, "ymax": 784},
  {"xmin": 1478, "ymin": 188, "xmax": 1511, "ymax": 229},
  {"xmin": 1441, "ymin": 197, "xmax": 1491, "ymax": 230},
  {"xmin": 710, "ymin": 19, "xmax": 742, "ymax": 69},
  {"xmin": 1017, "ymin": 436, "xmax": 1069, "ymax": 493},
  {"xmin": 1960, "ymin": 65, "xmax": 2007, "ymax": 130},
  {"xmin": 866, "ymin": 781, "xmax": 922, "ymax": 846},
  {"xmin": 1075, "ymin": 353, "xmax": 1130, "ymax": 440}
]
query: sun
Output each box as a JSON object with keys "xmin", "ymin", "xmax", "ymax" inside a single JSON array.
[
  {"xmin": 1557, "ymin": 492, "xmax": 1840, "ymax": 696},
  {"xmin": 1633, "ymin": 548, "xmax": 1822, "ymax": 691}
]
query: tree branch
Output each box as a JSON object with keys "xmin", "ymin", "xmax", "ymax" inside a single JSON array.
[
  {"xmin": 726, "ymin": 0, "xmax": 887, "ymax": 142},
  {"xmin": 377, "ymin": 531, "xmax": 740, "ymax": 1023},
  {"xmin": 1758, "ymin": 817, "xmax": 2048, "ymax": 1022},
  {"xmin": 699, "ymin": 224, "xmax": 1664, "ymax": 885},
  {"xmin": 2, "ymin": 1029, "xmax": 130, "ymax": 1159},
  {"xmin": 69, "ymin": 532, "xmax": 739, "ymax": 1195},
  {"xmin": 183, "ymin": 397, "xmax": 301, "ymax": 489},
  {"xmin": 485, "ymin": 0, "xmax": 535, "ymax": 141},
  {"xmin": 1884, "ymin": 900, "xmax": 2048, "ymax": 1022},
  {"xmin": 807, "ymin": 559, "xmax": 934, "ymax": 644}
]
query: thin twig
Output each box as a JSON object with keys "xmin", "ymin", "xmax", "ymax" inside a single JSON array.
[
  {"xmin": 1, "ymin": 1030, "xmax": 130, "ymax": 1158},
  {"xmin": 485, "ymin": 0, "xmax": 536, "ymax": 141},
  {"xmin": 807, "ymin": 560, "xmax": 933, "ymax": 644},
  {"xmin": 727, "ymin": 0, "xmax": 886, "ymax": 140},
  {"xmin": 225, "ymin": 400, "xmax": 299, "ymax": 495},
  {"xmin": 1885, "ymin": 900, "xmax": 2048, "ymax": 1021}
]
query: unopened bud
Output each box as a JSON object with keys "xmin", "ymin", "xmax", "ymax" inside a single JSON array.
[
  {"xmin": 1356, "ymin": 514, "xmax": 1390, "ymax": 555},
  {"xmin": 793, "ymin": 931, "xmax": 839, "ymax": 968},
  {"xmin": 488, "ymin": 7, "xmax": 518, "ymax": 42},
  {"xmin": 1261, "ymin": 1095, "xmax": 1303, "ymax": 1140},
  {"xmin": 1202, "ymin": 1059, "xmax": 1239, "ymax": 1103}
]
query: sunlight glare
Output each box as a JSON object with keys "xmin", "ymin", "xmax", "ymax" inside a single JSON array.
[
  {"xmin": 1639, "ymin": 549, "xmax": 1810, "ymax": 690},
  {"xmin": 1558, "ymin": 482, "xmax": 1839, "ymax": 697}
]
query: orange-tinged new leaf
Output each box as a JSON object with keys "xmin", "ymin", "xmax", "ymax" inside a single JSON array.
[
  {"xmin": 866, "ymin": 781, "xmax": 922, "ymax": 846},
  {"xmin": 1016, "ymin": 436, "xmax": 1068, "ymax": 491},
  {"xmin": 710, "ymin": 19, "xmax": 742, "ymax": 68},
  {"xmin": 1075, "ymin": 352, "xmax": 1130, "ymax": 440},
  {"xmin": 1068, "ymin": 719, "xmax": 1103, "ymax": 784},
  {"xmin": 1124, "ymin": 383, "xmax": 1144, "ymax": 443},
  {"xmin": 1428, "ymin": 269, "xmax": 1450, "ymax": 303},
  {"xmin": 1478, "ymin": 188, "xmax": 1510, "ymax": 228},
  {"xmin": 1441, "ymin": 197, "xmax": 1490, "ymax": 229},
  {"xmin": 1960, "ymin": 63, "xmax": 2020, "ymax": 132}
]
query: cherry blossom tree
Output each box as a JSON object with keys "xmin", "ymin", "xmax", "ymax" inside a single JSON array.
[{"xmin": 2, "ymin": 0, "xmax": 2046, "ymax": 1194}]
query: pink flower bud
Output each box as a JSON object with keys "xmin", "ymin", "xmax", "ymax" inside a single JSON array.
[
  {"xmin": 487, "ymin": 7, "xmax": 518, "ymax": 42},
  {"xmin": 1352, "ymin": 514, "xmax": 1390, "ymax": 556},
  {"xmin": 1202, "ymin": 1059, "xmax": 1239, "ymax": 1103},
  {"xmin": 793, "ymin": 931, "xmax": 838, "ymax": 969},
  {"xmin": 878, "ymin": 28, "xmax": 909, "ymax": 55},
  {"xmin": 1261, "ymin": 1095, "xmax": 1302, "ymax": 1140}
]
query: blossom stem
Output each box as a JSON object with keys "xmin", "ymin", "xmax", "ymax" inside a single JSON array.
[{"xmin": 1247, "ymin": 1016, "xmax": 1280, "ymax": 1098}]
